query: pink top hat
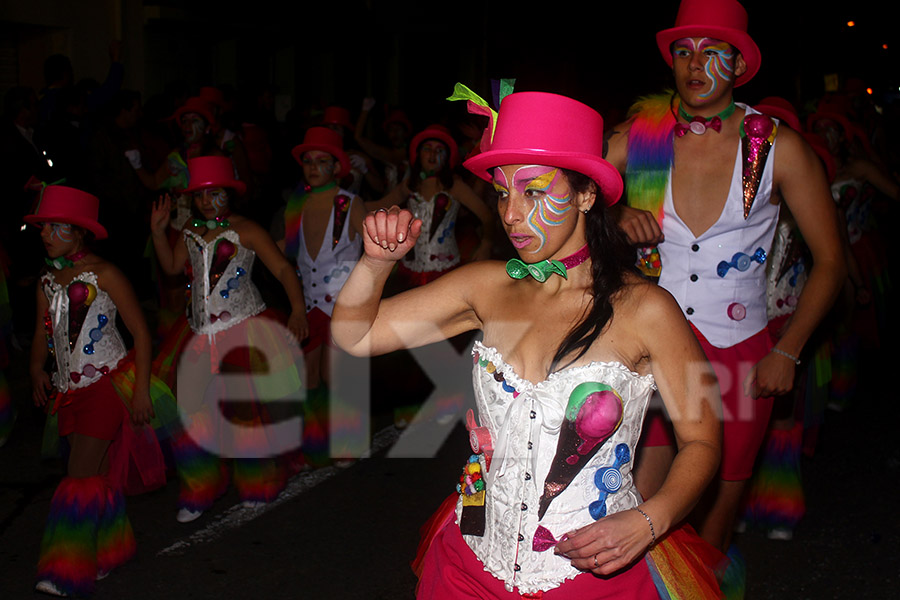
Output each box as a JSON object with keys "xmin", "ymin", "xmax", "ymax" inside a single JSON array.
[
  {"xmin": 172, "ymin": 96, "xmax": 216, "ymax": 126},
  {"xmin": 291, "ymin": 126, "xmax": 352, "ymax": 179},
  {"xmin": 321, "ymin": 106, "xmax": 355, "ymax": 132},
  {"xmin": 806, "ymin": 111, "xmax": 853, "ymax": 139},
  {"xmin": 183, "ymin": 156, "xmax": 247, "ymax": 195},
  {"xmin": 463, "ymin": 92, "xmax": 623, "ymax": 206},
  {"xmin": 409, "ymin": 124, "xmax": 460, "ymax": 168},
  {"xmin": 753, "ymin": 97, "xmax": 801, "ymax": 131},
  {"xmin": 656, "ymin": 0, "xmax": 761, "ymax": 87},
  {"xmin": 24, "ymin": 185, "xmax": 108, "ymax": 240}
]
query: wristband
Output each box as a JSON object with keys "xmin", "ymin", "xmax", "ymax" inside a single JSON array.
[
  {"xmin": 633, "ymin": 506, "xmax": 656, "ymax": 547},
  {"xmin": 771, "ymin": 347, "xmax": 801, "ymax": 365}
]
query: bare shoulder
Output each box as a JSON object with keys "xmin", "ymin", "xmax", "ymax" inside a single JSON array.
[{"xmin": 91, "ymin": 259, "xmax": 128, "ymax": 290}]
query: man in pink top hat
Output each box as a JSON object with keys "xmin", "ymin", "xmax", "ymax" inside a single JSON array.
[{"xmin": 604, "ymin": 0, "xmax": 846, "ymax": 558}]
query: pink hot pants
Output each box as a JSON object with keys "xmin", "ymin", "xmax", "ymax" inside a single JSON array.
[{"xmin": 641, "ymin": 325, "xmax": 774, "ymax": 481}]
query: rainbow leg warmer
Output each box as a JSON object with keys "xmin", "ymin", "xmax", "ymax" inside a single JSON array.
[
  {"xmin": 36, "ymin": 476, "xmax": 106, "ymax": 597},
  {"xmin": 171, "ymin": 412, "xmax": 229, "ymax": 512},
  {"xmin": 743, "ymin": 423, "xmax": 806, "ymax": 532},
  {"xmin": 96, "ymin": 486, "xmax": 135, "ymax": 576},
  {"xmin": 300, "ymin": 386, "xmax": 331, "ymax": 468},
  {"xmin": 232, "ymin": 416, "xmax": 286, "ymax": 504}
]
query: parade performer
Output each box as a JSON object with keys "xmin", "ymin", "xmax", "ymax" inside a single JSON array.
[
  {"xmin": 28, "ymin": 186, "xmax": 169, "ymax": 597},
  {"xmin": 375, "ymin": 123, "xmax": 494, "ymax": 287},
  {"xmin": 605, "ymin": 0, "xmax": 845, "ymax": 581},
  {"xmin": 277, "ymin": 127, "xmax": 366, "ymax": 467},
  {"xmin": 150, "ymin": 156, "xmax": 307, "ymax": 523},
  {"xmin": 333, "ymin": 87, "xmax": 724, "ymax": 599}
]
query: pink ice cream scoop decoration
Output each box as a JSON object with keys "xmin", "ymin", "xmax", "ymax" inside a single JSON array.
[{"xmin": 741, "ymin": 114, "xmax": 777, "ymax": 219}]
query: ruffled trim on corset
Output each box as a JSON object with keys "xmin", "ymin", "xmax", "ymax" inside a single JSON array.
[{"xmin": 473, "ymin": 341, "xmax": 657, "ymax": 391}]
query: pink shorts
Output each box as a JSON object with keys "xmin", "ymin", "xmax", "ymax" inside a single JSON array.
[
  {"xmin": 56, "ymin": 376, "xmax": 125, "ymax": 441},
  {"xmin": 641, "ymin": 325, "xmax": 774, "ymax": 481}
]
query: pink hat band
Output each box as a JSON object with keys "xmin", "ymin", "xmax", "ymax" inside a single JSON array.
[
  {"xmin": 464, "ymin": 92, "xmax": 623, "ymax": 205},
  {"xmin": 24, "ymin": 185, "xmax": 108, "ymax": 240},
  {"xmin": 183, "ymin": 156, "xmax": 246, "ymax": 195}
]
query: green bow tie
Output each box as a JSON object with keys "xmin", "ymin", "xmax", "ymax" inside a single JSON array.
[
  {"xmin": 45, "ymin": 256, "xmax": 74, "ymax": 270},
  {"xmin": 505, "ymin": 258, "xmax": 567, "ymax": 282}
]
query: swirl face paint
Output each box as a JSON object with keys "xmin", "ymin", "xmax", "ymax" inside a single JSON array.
[
  {"xmin": 302, "ymin": 151, "xmax": 336, "ymax": 186},
  {"xmin": 494, "ymin": 165, "xmax": 573, "ymax": 254},
  {"xmin": 193, "ymin": 187, "xmax": 229, "ymax": 218},
  {"xmin": 180, "ymin": 113, "xmax": 207, "ymax": 144},
  {"xmin": 419, "ymin": 140, "xmax": 448, "ymax": 171},
  {"xmin": 673, "ymin": 37, "xmax": 735, "ymax": 103},
  {"xmin": 50, "ymin": 223, "xmax": 74, "ymax": 243}
]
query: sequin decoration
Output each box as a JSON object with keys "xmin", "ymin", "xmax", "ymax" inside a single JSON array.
[
  {"xmin": 219, "ymin": 267, "xmax": 246, "ymax": 299},
  {"xmin": 588, "ymin": 443, "xmax": 631, "ymax": 520},
  {"xmin": 741, "ymin": 114, "xmax": 777, "ymax": 219},
  {"xmin": 458, "ymin": 454, "xmax": 486, "ymax": 536},
  {"xmin": 82, "ymin": 314, "xmax": 109, "ymax": 355},
  {"xmin": 332, "ymin": 194, "xmax": 351, "ymax": 250},
  {"xmin": 717, "ymin": 247, "xmax": 767, "ymax": 278},
  {"xmin": 637, "ymin": 245, "xmax": 662, "ymax": 278}
]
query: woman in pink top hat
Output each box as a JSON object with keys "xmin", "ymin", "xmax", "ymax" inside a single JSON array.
[
  {"xmin": 374, "ymin": 123, "xmax": 494, "ymax": 288},
  {"xmin": 332, "ymin": 87, "xmax": 724, "ymax": 598},
  {"xmin": 150, "ymin": 156, "xmax": 307, "ymax": 523},
  {"xmin": 27, "ymin": 186, "xmax": 171, "ymax": 597}
]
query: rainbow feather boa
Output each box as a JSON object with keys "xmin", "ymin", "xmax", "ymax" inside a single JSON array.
[{"xmin": 625, "ymin": 91, "xmax": 679, "ymax": 224}]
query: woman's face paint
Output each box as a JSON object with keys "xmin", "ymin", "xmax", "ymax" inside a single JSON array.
[
  {"xmin": 302, "ymin": 150, "xmax": 337, "ymax": 185},
  {"xmin": 419, "ymin": 140, "xmax": 449, "ymax": 171},
  {"xmin": 40, "ymin": 222, "xmax": 78, "ymax": 257},
  {"xmin": 181, "ymin": 113, "xmax": 207, "ymax": 144},
  {"xmin": 493, "ymin": 165, "xmax": 573, "ymax": 254},
  {"xmin": 193, "ymin": 187, "xmax": 229, "ymax": 218},
  {"xmin": 673, "ymin": 37, "xmax": 735, "ymax": 103}
]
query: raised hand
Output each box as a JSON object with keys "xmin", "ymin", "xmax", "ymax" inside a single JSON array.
[
  {"xmin": 362, "ymin": 206, "xmax": 422, "ymax": 262},
  {"xmin": 150, "ymin": 195, "xmax": 173, "ymax": 235}
]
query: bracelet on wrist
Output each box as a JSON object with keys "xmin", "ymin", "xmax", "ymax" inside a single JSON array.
[
  {"xmin": 771, "ymin": 347, "xmax": 801, "ymax": 365},
  {"xmin": 633, "ymin": 506, "xmax": 656, "ymax": 547}
]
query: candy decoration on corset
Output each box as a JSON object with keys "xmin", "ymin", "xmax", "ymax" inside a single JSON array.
[
  {"xmin": 332, "ymin": 194, "xmax": 351, "ymax": 250},
  {"xmin": 588, "ymin": 443, "xmax": 632, "ymax": 520},
  {"xmin": 83, "ymin": 314, "xmax": 109, "ymax": 355},
  {"xmin": 220, "ymin": 267, "xmax": 246, "ymax": 299},
  {"xmin": 717, "ymin": 247, "xmax": 767, "ymax": 278},
  {"xmin": 458, "ymin": 455, "xmax": 486, "ymax": 536},
  {"xmin": 209, "ymin": 238, "xmax": 237, "ymax": 291},
  {"xmin": 537, "ymin": 382, "xmax": 624, "ymax": 520},
  {"xmin": 67, "ymin": 281, "xmax": 97, "ymax": 351},
  {"xmin": 429, "ymin": 192, "xmax": 451, "ymax": 241},
  {"xmin": 741, "ymin": 114, "xmax": 777, "ymax": 219}
]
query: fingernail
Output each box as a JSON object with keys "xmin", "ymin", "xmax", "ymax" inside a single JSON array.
[
  {"xmin": 381, "ymin": 241, "xmax": 388, "ymax": 249},
  {"xmin": 389, "ymin": 243, "xmax": 396, "ymax": 251},
  {"xmin": 373, "ymin": 236, "xmax": 380, "ymax": 244},
  {"xmin": 397, "ymin": 233, "xmax": 404, "ymax": 242}
]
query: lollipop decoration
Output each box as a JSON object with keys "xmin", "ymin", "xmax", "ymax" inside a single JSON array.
[
  {"xmin": 332, "ymin": 194, "xmax": 351, "ymax": 249},
  {"xmin": 209, "ymin": 238, "xmax": 237, "ymax": 290},
  {"xmin": 220, "ymin": 267, "xmax": 246, "ymax": 299},
  {"xmin": 537, "ymin": 382, "xmax": 624, "ymax": 519},
  {"xmin": 67, "ymin": 281, "xmax": 97, "ymax": 351},
  {"xmin": 741, "ymin": 114, "xmax": 777, "ymax": 219},
  {"xmin": 588, "ymin": 443, "xmax": 632, "ymax": 520}
]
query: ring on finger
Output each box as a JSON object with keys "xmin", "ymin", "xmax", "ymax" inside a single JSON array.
[
  {"xmin": 593, "ymin": 553, "xmax": 600, "ymax": 568},
  {"xmin": 375, "ymin": 208, "xmax": 388, "ymax": 214}
]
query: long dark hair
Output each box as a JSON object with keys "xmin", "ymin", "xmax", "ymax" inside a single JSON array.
[
  {"xmin": 407, "ymin": 139, "xmax": 455, "ymax": 193},
  {"xmin": 549, "ymin": 169, "xmax": 636, "ymax": 372}
]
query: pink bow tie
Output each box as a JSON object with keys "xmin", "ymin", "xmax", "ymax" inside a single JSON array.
[{"xmin": 675, "ymin": 115, "xmax": 723, "ymax": 137}]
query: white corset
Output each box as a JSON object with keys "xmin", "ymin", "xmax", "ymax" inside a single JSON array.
[
  {"xmin": 462, "ymin": 342, "xmax": 656, "ymax": 594},
  {"xmin": 185, "ymin": 229, "xmax": 266, "ymax": 335},
  {"xmin": 42, "ymin": 271, "xmax": 127, "ymax": 392},
  {"xmin": 766, "ymin": 215, "xmax": 808, "ymax": 320},
  {"xmin": 401, "ymin": 191, "xmax": 460, "ymax": 273}
]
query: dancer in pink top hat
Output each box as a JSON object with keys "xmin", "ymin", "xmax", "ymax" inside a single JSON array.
[{"xmin": 332, "ymin": 86, "xmax": 725, "ymax": 598}]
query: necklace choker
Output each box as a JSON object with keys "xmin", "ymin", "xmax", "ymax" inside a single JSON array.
[
  {"xmin": 675, "ymin": 100, "xmax": 736, "ymax": 137},
  {"xmin": 308, "ymin": 181, "xmax": 337, "ymax": 193},
  {"xmin": 193, "ymin": 214, "xmax": 231, "ymax": 229},
  {"xmin": 46, "ymin": 248, "xmax": 90, "ymax": 270},
  {"xmin": 506, "ymin": 244, "xmax": 590, "ymax": 282}
]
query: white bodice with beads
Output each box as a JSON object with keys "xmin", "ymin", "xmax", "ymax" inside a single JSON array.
[
  {"xmin": 460, "ymin": 342, "xmax": 656, "ymax": 594},
  {"xmin": 185, "ymin": 228, "xmax": 266, "ymax": 335},
  {"xmin": 41, "ymin": 271, "xmax": 127, "ymax": 393},
  {"xmin": 401, "ymin": 191, "xmax": 460, "ymax": 274}
]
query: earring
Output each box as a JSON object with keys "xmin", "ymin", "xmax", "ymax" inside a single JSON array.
[{"xmin": 582, "ymin": 206, "xmax": 592, "ymax": 214}]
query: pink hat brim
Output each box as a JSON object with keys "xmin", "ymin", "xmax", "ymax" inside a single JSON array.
[
  {"xmin": 24, "ymin": 214, "xmax": 108, "ymax": 240},
  {"xmin": 410, "ymin": 129, "xmax": 460, "ymax": 168},
  {"xmin": 183, "ymin": 178, "xmax": 247, "ymax": 196},
  {"xmin": 464, "ymin": 149, "xmax": 624, "ymax": 206}
]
